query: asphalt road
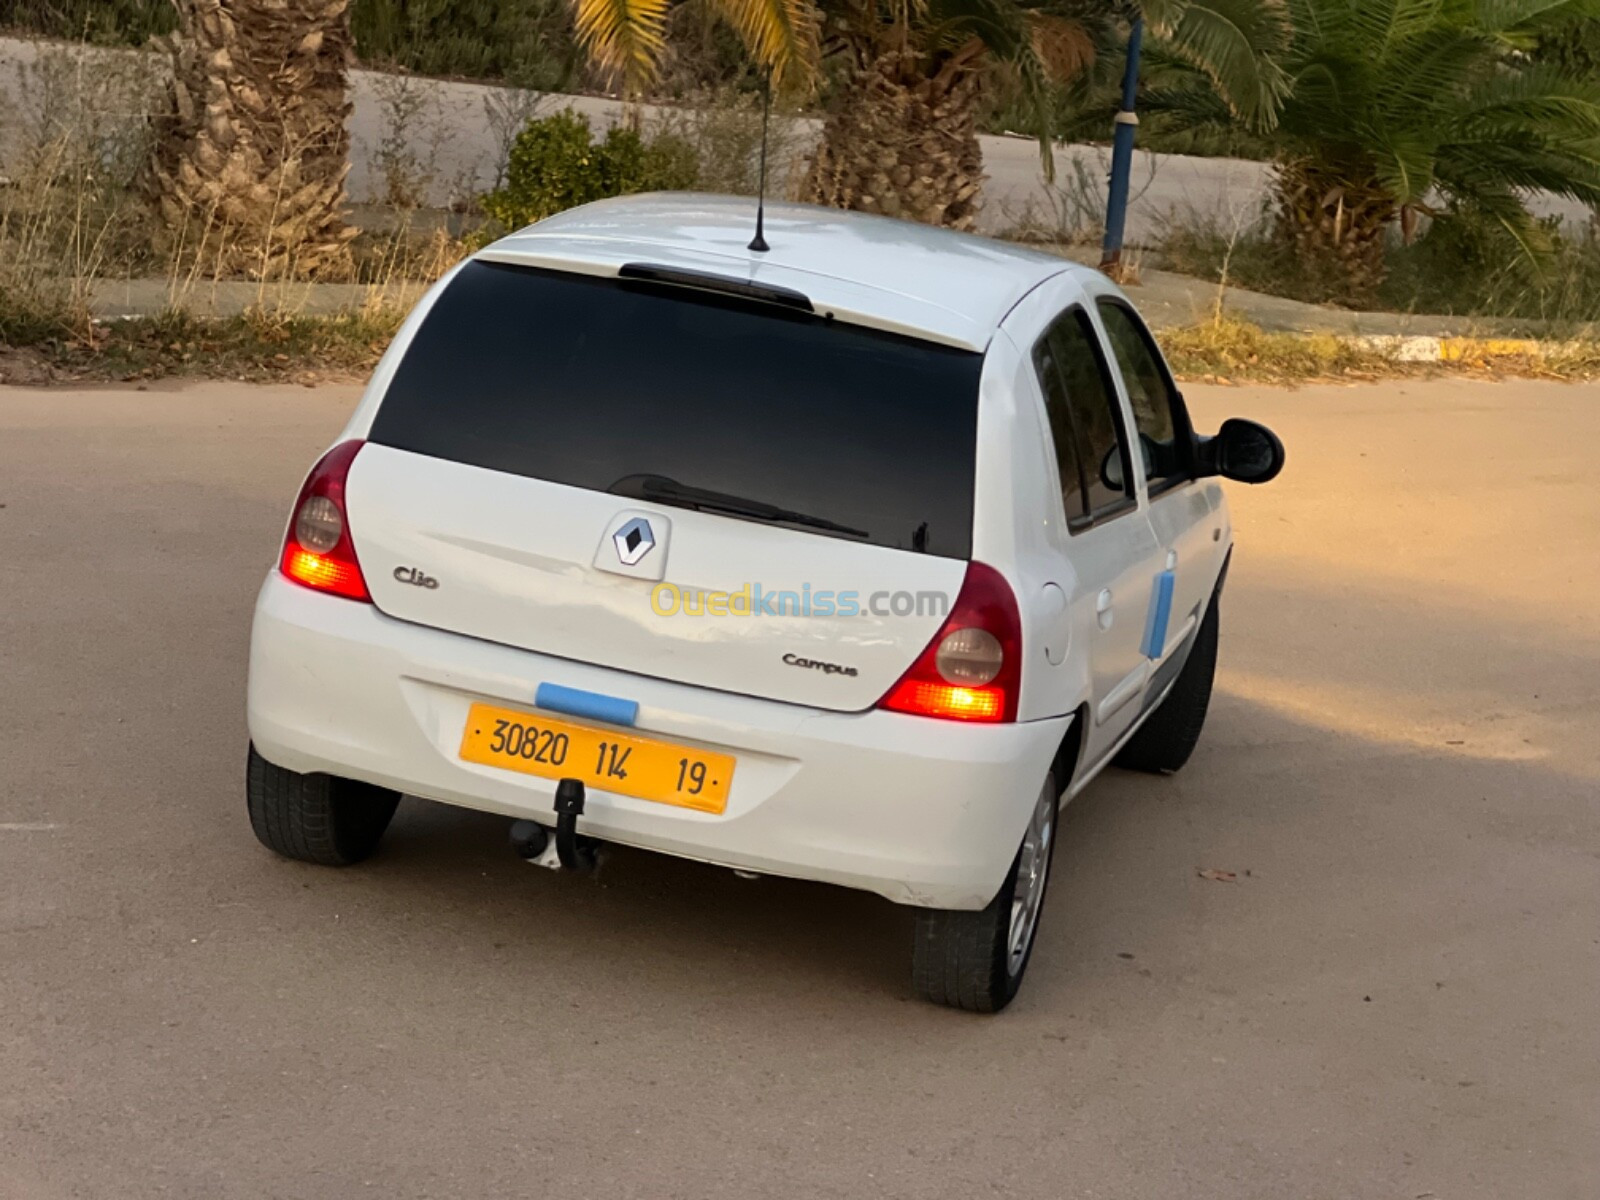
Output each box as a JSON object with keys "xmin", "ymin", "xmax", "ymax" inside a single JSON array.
[{"xmin": 1, "ymin": 377, "xmax": 1596, "ymax": 1198}]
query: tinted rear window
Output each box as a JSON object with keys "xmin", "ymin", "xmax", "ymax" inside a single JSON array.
[{"xmin": 370, "ymin": 261, "xmax": 982, "ymax": 558}]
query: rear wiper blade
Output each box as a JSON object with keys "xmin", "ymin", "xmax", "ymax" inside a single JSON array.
[{"xmin": 608, "ymin": 474, "xmax": 868, "ymax": 539}]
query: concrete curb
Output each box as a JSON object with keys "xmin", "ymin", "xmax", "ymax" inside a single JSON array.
[{"xmin": 1353, "ymin": 335, "xmax": 1553, "ymax": 363}]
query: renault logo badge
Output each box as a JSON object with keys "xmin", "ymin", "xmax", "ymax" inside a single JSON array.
[{"xmin": 613, "ymin": 516, "xmax": 656, "ymax": 565}]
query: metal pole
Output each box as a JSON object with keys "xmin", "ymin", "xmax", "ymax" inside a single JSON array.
[{"xmin": 1100, "ymin": 17, "xmax": 1144, "ymax": 279}]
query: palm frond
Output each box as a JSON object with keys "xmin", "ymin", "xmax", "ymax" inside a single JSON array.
[
  {"xmin": 1441, "ymin": 63, "xmax": 1600, "ymax": 140},
  {"xmin": 1368, "ymin": 128, "xmax": 1437, "ymax": 203},
  {"xmin": 1282, "ymin": 58, "xmax": 1356, "ymax": 129},
  {"xmin": 1368, "ymin": 28, "xmax": 1484, "ymax": 120},
  {"xmin": 1139, "ymin": 81, "xmax": 1240, "ymax": 129},
  {"xmin": 1027, "ymin": 12, "xmax": 1098, "ymax": 82},
  {"xmin": 1353, "ymin": 0, "xmax": 1448, "ymax": 62},
  {"xmin": 1137, "ymin": 0, "xmax": 1185, "ymax": 31},
  {"xmin": 704, "ymin": 0, "xmax": 821, "ymax": 85},
  {"xmin": 1151, "ymin": 0, "xmax": 1293, "ymax": 127},
  {"xmin": 1010, "ymin": 38, "xmax": 1063, "ymax": 178},
  {"xmin": 1432, "ymin": 183, "xmax": 1554, "ymax": 264},
  {"xmin": 1438, "ymin": 136, "xmax": 1600, "ymax": 206},
  {"xmin": 923, "ymin": 0, "xmax": 1031, "ymax": 60},
  {"xmin": 570, "ymin": 0, "xmax": 668, "ymax": 92},
  {"xmin": 1472, "ymin": 0, "xmax": 1600, "ymax": 36}
]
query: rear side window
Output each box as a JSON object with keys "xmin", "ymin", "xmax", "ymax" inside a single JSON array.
[
  {"xmin": 1031, "ymin": 308, "xmax": 1133, "ymax": 527},
  {"xmin": 370, "ymin": 261, "xmax": 983, "ymax": 558}
]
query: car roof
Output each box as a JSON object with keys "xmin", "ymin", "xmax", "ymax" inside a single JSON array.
[{"xmin": 474, "ymin": 193, "xmax": 1084, "ymax": 352}]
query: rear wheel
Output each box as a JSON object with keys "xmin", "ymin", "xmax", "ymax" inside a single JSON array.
[
  {"xmin": 912, "ymin": 771, "xmax": 1058, "ymax": 1013},
  {"xmin": 246, "ymin": 745, "xmax": 400, "ymax": 866},
  {"xmin": 1115, "ymin": 595, "xmax": 1219, "ymax": 775}
]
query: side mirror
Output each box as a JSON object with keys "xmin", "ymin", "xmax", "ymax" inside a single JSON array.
[{"xmin": 1197, "ymin": 418, "xmax": 1284, "ymax": 485}]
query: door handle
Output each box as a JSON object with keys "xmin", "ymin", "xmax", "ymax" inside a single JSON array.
[{"xmin": 1096, "ymin": 588, "xmax": 1114, "ymax": 630}]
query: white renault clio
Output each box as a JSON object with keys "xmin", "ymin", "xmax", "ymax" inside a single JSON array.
[{"xmin": 246, "ymin": 194, "xmax": 1282, "ymax": 1012}]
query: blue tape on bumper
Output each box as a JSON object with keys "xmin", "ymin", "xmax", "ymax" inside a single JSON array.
[
  {"xmin": 534, "ymin": 683, "xmax": 639, "ymax": 727},
  {"xmin": 1141, "ymin": 570, "xmax": 1175, "ymax": 659}
]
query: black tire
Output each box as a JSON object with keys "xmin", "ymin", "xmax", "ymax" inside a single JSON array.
[
  {"xmin": 246, "ymin": 744, "xmax": 400, "ymax": 866},
  {"xmin": 912, "ymin": 771, "xmax": 1058, "ymax": 1014},
  {"xmin": 1115, "ymin": 594, "xmax": 1219, "ymax": 775}
]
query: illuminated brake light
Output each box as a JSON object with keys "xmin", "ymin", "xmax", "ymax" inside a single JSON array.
[
  {"xmin": 283, "ymin": 547, "xmax": 367, "ymax": 597},
  {"xmin": 877, "ymin": 562, "xmax": 1022, "ymax": 723},
  {"xmin": 890, "ymin": 681, "xmax": 1004, "ymax": 722},
  {"xmin": 278, "ymin": 440, "xmax": 371, "ymax": 602}
]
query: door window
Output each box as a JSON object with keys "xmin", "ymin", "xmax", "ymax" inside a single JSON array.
[
  {"xmin": 1031, "ymin": 308, "xmax": 1135, "ymax": 529},
  {"xmin": 1095, "ymin": 300, "xmax": 1191, "ymax": 490}
]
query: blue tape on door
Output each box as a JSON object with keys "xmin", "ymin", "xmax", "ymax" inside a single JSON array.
[
  {"xmin": 534, "ymin": 683, "xmax": 640, "ymax": 727},
  {"xmin": 1141, "ymin": 570, "xmax": 1175, "ymax": 660}
]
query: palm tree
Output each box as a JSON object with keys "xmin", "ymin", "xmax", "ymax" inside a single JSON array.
[
  {"xmin": 570, "ymin": 0, "xmax": 1290, "ymax": 229},
  {"xmin": 803, "ymin": 0, "xmax": 1288, "ymax": 228},
  {"xmin": 146, "ymin": 0, "xmax": 357, "ymax": 279},
  {"xmin": 1151, "ymin": 0, "xmax": 1600, "ymax": 295}
]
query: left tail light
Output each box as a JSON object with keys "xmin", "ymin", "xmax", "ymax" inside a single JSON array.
[{"xmin": 278, "ymin": 440, "xmax": 371, "ymax": 602}]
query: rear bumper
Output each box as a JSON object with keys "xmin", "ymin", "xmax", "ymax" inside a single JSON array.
[{"xmin": 246, "ymin": 573, "xmax": 1068, "ymax": 909}]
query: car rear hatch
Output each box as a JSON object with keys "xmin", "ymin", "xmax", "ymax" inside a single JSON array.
[{"xmin": 346, "ymin": 259, "xmax": 983, "ymax": 712}]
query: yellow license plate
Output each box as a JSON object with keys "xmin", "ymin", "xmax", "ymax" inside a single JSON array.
[{"xmin": 458, "ymin": 702, "xmax": 734, "ymax": 814}]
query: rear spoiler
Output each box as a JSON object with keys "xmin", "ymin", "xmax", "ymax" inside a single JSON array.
[{"xmin": 617, "ymin": 262, "xmax": 815, "ymax": 314}]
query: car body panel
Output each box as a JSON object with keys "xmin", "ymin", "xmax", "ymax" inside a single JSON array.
[
  {"xmin": 249, "ymin": 572, "xmax": 1066, "ymax": 909},
  {"xmin": 996, "ymin": 275, "xmax": 1173, "ymax": 767},
  {"xmin": 480, "ymin": 192, "xmax": 1074, "ymax": 351},
  {"xmin": 347, "ymin": 443, "xmax": 967, "ymax": 711}
]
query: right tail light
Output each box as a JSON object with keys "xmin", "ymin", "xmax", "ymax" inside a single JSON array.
[{"xmin": 876, "ymin": 561, "xmax": 1022, "ymax": 722}]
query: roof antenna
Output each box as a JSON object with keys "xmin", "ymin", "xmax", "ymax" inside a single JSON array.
[{"xmin": 748, "ymin": 66, "xmax": 772, "ymax": 253}]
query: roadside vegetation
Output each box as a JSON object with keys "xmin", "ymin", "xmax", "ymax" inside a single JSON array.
[
  {"xmin": 1160, "ymin": 315, "xmax": 1600, "ymax": 381},
  {"xmin": 6, "ymin": 307, "xmax": 1597, "ymax": 386},
  {"xmin": 2, "ymin": 0, "xmax": 1598, "ymax": 381},
  {"xmin": 1144, "ymin": 0, "xmax": 1600, "ymax": 303},
  {"xmin": 1160, "ymin": 209, "xmax": 1600, "ymax": 329}
]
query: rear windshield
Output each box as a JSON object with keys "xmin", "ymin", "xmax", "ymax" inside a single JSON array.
[{"xmin": 369, "ymin": 261, "xmax": 982, "ymax": 558}]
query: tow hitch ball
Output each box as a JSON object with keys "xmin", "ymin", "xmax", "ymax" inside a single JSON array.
[{"xmin": 509, "ymin": 778, "xmax": 597, "ymax": 872}]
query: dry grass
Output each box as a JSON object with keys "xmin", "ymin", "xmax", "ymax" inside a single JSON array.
[
  {"xmin": 0, "ymin": 306, "xmax": 407, "ymax": 385},
  {"xmin": 1160, "ymin": 317, "xmax": 1403, "ymax": 383},
  {"xmin": 7, "ymin": 308, "xmax": 1598, "ymax": 388},
  {"xmin": 998, "ymin": 152, "xmax": 1162, "ymax": 248},
  {"xmin": 1160, "ymin": 316, "xmax": 1600, "ymax": 383},
  {"xmin": 0, "ymin": 41, "xmax": 471, "ymax": 352},
  {"xmin": 0, "ymin": 42, "xmax": 165, "ymax": 343}
]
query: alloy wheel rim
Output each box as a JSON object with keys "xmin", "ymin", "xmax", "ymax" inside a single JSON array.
[{"xmin": 1007, "ymin": 780, "xmax": 1054, "ymax": 977}]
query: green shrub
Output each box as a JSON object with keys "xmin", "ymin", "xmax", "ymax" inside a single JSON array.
[
  {"xmin": 0, "ymin": 0, "xmax": 174, "ymax": 46},
  {"xmin": 646, "ymin": 87, "xmax": 804, "ymax": 197},
  {"xmin": 1158, "ymin": 206, "xmax": 1600, "ymax": 329},
  {"xmin": 1381, "ymin": 212, "xmax": 1600, "ymax": 328},
  {"xmin": 480, "ymin": 110, "xmax": 699, "ymax": 230},
  {"xmin": 2, "ymin": 0, "xmax": 577, "ymax": 84},
  {"xmin": 1158, "ymin": 206, "xmax": 1600, "ymax": 328},
  {"xmin": 351, "ymin": 0, "xmax": 577, "ymax": 87}
]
